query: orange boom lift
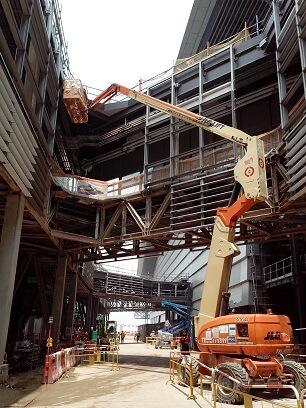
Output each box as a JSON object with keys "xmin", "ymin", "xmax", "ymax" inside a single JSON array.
[{"xmin": 63, "ymin": 81, "xmax": 306, "ymax": 402}]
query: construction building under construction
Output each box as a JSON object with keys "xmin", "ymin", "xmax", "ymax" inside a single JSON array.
[{"xmin": 0, "ymin": 0, "xmax": 306, "ymax": 404}]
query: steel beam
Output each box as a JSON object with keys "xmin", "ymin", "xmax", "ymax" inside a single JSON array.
[
  {"xmin": 125, "ymin": 202, "xmax": 145, "ymax": 232},
  {"xmin": 149, "ymin": 193, "xmax": 171, "ymax": 231}
]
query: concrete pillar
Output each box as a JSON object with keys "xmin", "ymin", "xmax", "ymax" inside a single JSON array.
[
  {"xmin": 51, "ymin": 255, "xmax": 68, "ymax": 342},
  {"xmin": 0, "ymin": 194, "xmax": 24, "ymax": 368},
  {"xmin": 65, "ymin": 271, "xmax": 78, "ymax": 341}
]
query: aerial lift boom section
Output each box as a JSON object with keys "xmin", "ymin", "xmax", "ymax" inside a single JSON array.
[
  {"xmin": 88, "ymin": 83, "xmax": 269, "ymax": 333},
  {"xmin": 64, "ymin": 81, "xmax": 301, "ymax": 399},
  {"xmin": 65, "ymin": 81, "xmax": 268, "ymax": 325},
  {"xmin": 90, "ymin": 84, "xmax": 268, "ymax": 202}
]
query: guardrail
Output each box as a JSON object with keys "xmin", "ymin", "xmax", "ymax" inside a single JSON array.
[
  {"xmin": 43, "ymin": 344, "xmax": 119, "ymax": 384},
  {"xmin": 146, "ymin": 336, "xmax": 157, "ymax": 348},
  {"xmin": 74, "ymin": 345, "xmax": 119, "ymax": 371},
  {"xmin": 169, "ymin": 351, "xmax": 305, "ymax": 408}
]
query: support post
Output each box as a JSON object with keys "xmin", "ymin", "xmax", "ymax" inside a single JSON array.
[
  {"xmin": 290, "ymin": 237, "xmax": 305, "ymax": 342},
  {"xmin": 65, "ymin": 269, "xmax": 78, "ymax": 342},
  {"xmin": 86, "ymin": 295, "xmax": 93, "ymax": 333},
  {"xmin": 0, "ymin": 194, "xmax": 24, "ymax": 372},
  {"xmin": 144, "ymin": 89, "xmax": 150, "ymax": 186},
  {"xmin": 273, "ymin": 0, "xmax": 289, "ymax": 127},
  {"xmin": 170, "ymin": 74, "xmax": 179, "ymax": 178},
  {"xmin": 51, "ymin": 254, "xmax": 68, "ymax": 342}
]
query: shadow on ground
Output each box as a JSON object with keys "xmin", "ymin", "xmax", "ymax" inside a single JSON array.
[
  {"xmin": 0, "ymin": 367, "xmax": 43, "ymax": 407},
  {"xmin": 119, "ymin": 354, "xmax": 169, "ymax": 368}
]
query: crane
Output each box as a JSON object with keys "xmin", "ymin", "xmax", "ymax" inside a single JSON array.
[{"xmin": 63, "ymin": 81, "xmax": 306, "ymax": 402}]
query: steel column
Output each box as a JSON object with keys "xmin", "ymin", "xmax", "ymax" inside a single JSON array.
[
  {"xmin": 0, "ymin": 194, "xmax": 24, "ymax": 365},
  {"xmin": 144, "ymin": 89, "xmax": 150, "ymax": 186},
  {"xmin": 51, "ymin": 254, "xmax": 68, "ymax": 342},
  {"xmin": 65, "ymin": 270, "xmax": 78, "ymax": 341},
  {"xmin": 86, "ymin": 295, "xmax": 93, "ymax": 332},
  {"xmin": 295, "ymin": 0, "xmax": 306, "ymax": 97},
  {"xmin": 170, "ymin": 74, "xmax": 179, "ymax": 178},
  {"xmin": 290, "ymin": 237, "xmax": 305, "ymax": 342},
  {"xmin": 16, "ymin": 2, "xmax": 33, "ymax": 75},
  {"xmin": 273, "ymin": 0, "xmax": 289, "ymax": 127}
]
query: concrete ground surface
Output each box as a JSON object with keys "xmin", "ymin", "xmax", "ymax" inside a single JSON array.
[{"xmin": 0, "ymin": 336, "xmax": 298, "ymax": 408}]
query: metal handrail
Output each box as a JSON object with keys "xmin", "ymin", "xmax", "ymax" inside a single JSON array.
[{"xmin": 264, "ymin": 256, "xmax": 293, "ymax": 283}]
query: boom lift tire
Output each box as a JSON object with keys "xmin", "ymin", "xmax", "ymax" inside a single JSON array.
[
  {"xmin": 178, "ymin": 356, "xmax": 199, "ymax": 387},
  {"xmin": 281, "ymin": 360, "xmax": 306, "ymax": 397},
  {"xmin": 215, "ymin": 362, "xmax": 249, "ymax": 404}
]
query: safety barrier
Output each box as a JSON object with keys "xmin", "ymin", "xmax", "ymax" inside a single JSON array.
[
  {"xmin": 74, "ymin": 345, "xmax": 119, "ymax": 371},
  {"xmin": 43, "ymin": 346, "xmax": 79, "ymax": 384},
  {"xmin": 169, "ymin": 351, "xmax": 306, "ymax": 408},
  {"xmin": 146, "ymin": 336, "xmax": 157, "ymax": 347},
  {"xmin": 301, "ymin": 389, "xmax": 306, "ymax": 408}
]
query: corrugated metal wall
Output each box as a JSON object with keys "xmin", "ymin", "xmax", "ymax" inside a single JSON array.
[{"xmin": 139, "ymin": 245, "xmax": 251, "ymax": 320}]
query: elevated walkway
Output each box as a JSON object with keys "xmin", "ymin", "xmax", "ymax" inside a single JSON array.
[
  {"xmin": 93, "ymin": 269, "xmax": 191, "ymax": 311},
  {"xmin": 263, "ymin": 254, "xmax": 306, "ymax": 287}
]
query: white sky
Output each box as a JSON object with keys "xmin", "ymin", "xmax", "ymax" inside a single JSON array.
[
  {"xmin": 61, "ymin": 1, "xmax": 193, "ymax": 325},
  {"xmin": 61, "ymin": 0, "xmax": 193, "ymax": 92}
]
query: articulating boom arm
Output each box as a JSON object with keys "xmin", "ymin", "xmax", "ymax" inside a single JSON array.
[
  {"xmin": 90, "ymin": 83, "xmax": 268, "ymax": 202},
  {"xmin": 65, "ymin": 81, "xmax": 269, "ymax": 341}
]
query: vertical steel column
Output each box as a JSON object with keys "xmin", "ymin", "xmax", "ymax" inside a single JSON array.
[
  {"xmin": 37, "ymin": 0, "xmax": 53, "ymax": 128},
  {"xmin": 95, "ymin": 207, "xmax": 100, "ymax": 239},
  {"xmin": 170, "ymin": 74, "xmax": 179, "ymax": 178},
  {"xmin": 273, "ymin": 0, "xmax": 289, "ymax": 127},
  {"xmin": 230, "ymin": 45, "xmax": 238, "ymax": 160},
  {"xmin": 0, "ymin": 194, "xmax": 24, "ymax": 366},
  {"xmin": 16, "ymin": 2, "xmax": 34, "ymax": 75},
  {"xmin": 65, "ymin": 269, "xmax": 78, "ymax": 341},
  {"xmin": 43, "ymin": 0, "xmax": 61, "ymax": 152},
  {"xmin": 51, "ymin": 254, "xmax": 68, "ymax": 342},
  {"xmin": 198, "ymin": 61, "xmax": 204, "ymax": 168},
  {"xmin": 144, "ymin": 88, "xmax": 150, "ymax": 186},
  {"xmin": 199, "ymin": 61, "xmax": 206, "ymax": 226},
  {"xmin": 121, "ymin": 204, "xmax": 127, "ymax": 236},
  {"xmin": 86, "ymin": 296, "xmax": 93, "ymax": 333},
  {"xmin": 255, "ymin": 15, "xmax": 260, "ymax": 36},
  {"xmin": 145, "ymin": 196, "xmax": 152, "ymax": 228},
  {"xmin": 230, "ymin": 45, "xmax": 237, "ymax": 129},
  {"xmin": 290, "ymin": 237, "xmax": 305, "ymax": 342},
  {"xmin": 295, "ymin": 0, "xmax": 306, "ymax": 97}
]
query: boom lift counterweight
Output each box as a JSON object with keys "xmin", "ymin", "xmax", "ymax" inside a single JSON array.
[{"xmin": 63, "ymin": 81, "xmax": 306, "ymax": 402}]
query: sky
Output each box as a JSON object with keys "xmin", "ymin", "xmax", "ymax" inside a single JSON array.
[
  {"xmin": 61, "ymin": 0, "xmax": 194, "ymax": 92},
  {"xmin": 61, "ymin": 1, "xmax": 194, "ymax": 326}
]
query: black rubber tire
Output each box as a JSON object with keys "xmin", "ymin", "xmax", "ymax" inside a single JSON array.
[
  {"xmin": 178, "ymin": 356, "xmax": 199, "ymax": 387},
  {"xmin": 215, "ymin": 362, "xmax": 249, "ymax": 404},
  {"xmin": 282, "ymin": 360, "xmax": 306, "ymax": 397}
]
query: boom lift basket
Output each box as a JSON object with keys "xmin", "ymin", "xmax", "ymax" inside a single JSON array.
[{"xmin": 63, "ymin": 79, "xmax": 88, "ymax": 123}]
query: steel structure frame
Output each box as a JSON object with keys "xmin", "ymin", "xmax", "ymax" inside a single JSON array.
[{"xmin": 50, "ymin": 17, "xmax": 306, "ymax": 262}]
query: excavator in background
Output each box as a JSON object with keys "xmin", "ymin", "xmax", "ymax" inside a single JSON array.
[{"xmin": 63, "ymin": 81, "xmax": 306, "ymax": 402}]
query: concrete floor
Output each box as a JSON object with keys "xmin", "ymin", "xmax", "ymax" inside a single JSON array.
[
  {"xmin": 0, "ymin": 337, "xmax": 298, "ymax": 408},
  {"xmin": 0, "ymin": 337, "xmax": 198, "ymax": 408}
]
